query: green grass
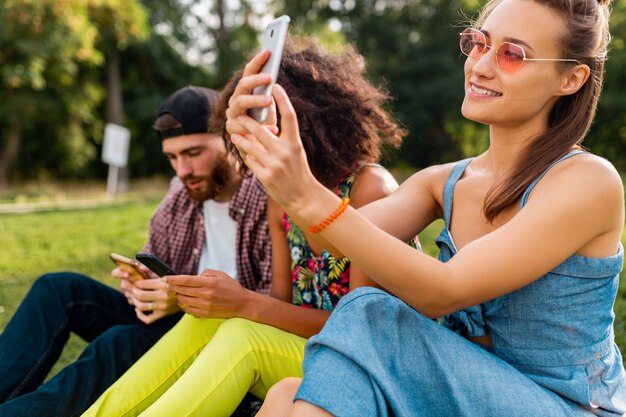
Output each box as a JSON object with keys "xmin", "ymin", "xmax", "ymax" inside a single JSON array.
[
  {"xmin": 0, "ymin": 199, "xmax": 624, "ymax": 382},
  {"xmin": 0, "ymin": 198, "xmax": 161, "ymax": 378}
]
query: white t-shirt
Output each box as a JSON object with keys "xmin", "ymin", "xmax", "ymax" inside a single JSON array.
[{"xmin": 197, "ymin": 200, "xmax": 238, "ymax": 279}]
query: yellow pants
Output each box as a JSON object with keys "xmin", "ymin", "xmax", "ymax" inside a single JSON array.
[{"xmin": 82, "ymin": 315, "xmax": 306, "ymax": 417}]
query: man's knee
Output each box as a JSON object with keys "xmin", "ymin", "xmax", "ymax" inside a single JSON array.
[
  {"xmin": 85, "ymin": 325, "xmax": 154, "ymax": 366},
  {"xmin": 32, "ymin": 272, "xmax": 93, "ymax": 297},
  {"xmin": 99, "ymin": 324, "xmax": 136, "ymax": 341}
]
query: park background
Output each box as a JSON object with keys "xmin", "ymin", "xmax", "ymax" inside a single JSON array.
[{"xmin": 0, "ymin": 0, "xmax": 624, "ymax": 377}]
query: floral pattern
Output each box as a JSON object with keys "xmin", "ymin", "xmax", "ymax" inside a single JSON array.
[{"xmin": 283, "ymin": 172, "xmax": 355, "ymax": 310}]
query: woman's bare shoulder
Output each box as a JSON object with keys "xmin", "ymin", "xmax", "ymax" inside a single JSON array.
[
  {"xmin": 541, "ymin": 153, "xmax": 623, "ymax": 196},
  {"xmin": 349, "ymin": 165, "xmax": 398, "ymax": 208}
]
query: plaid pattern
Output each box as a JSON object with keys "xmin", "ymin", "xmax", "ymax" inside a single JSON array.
[{"xmin": 143, "ymin": 175, "xmax": 271, "ymax": 295}]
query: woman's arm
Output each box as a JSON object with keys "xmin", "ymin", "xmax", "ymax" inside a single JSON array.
[
  {"xmin": 342, "ymin": 165, "xmax": 401, "ymax": 291},
  {"xmin": 292, "ymin": 155, "xmax": 623, "ymax": 318},
  {"xmin": 238, "ymin": 168, "xmax": 403, "ymax": 336},
  {"xmin": 268, "ymin": 197, "xmax": 294, "ymax": 302},
  {"xmin": 272, "ymin": 156, "xmax": 445, "ymax": 260},
  {"xmin": 246, "ymin": 166, "xmax": 406, "ymax": 334},
  {"xmin": 232, "ymin": 86, "xmax": 624, "ymax": 319}
]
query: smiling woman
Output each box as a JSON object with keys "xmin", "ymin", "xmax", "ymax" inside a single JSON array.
[
  {"xmin": 461, "ymin": 0, "xmax": 608, "ymax": 222},
  {"xmin": 226, "ymin": 0, "xmax": 625, "ymax": 415}
]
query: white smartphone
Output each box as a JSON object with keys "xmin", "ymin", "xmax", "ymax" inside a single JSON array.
[{"xmin": 249, "ymin": 15, "xmax": 290, "ymax": 123}]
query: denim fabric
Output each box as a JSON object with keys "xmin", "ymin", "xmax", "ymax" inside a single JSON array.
[
  {"xmin": 297, "ymin": 287, "xmax": 588, "ymax": 417},
  {"xmin": 439, "ymin": 153, "xmax": 626, "ymax": 414},
  {"xmin": 0, "ymin": 272, "xmax": 181, "ymax": 417},
  {"xmin": 296, "ymin": 152, "xmax": 626, "ymax": 416}
]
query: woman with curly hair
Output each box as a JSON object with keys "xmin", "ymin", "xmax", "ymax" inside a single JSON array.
[{"xmin": 82, "ymin": 37, "xmax": 417, "ymax": 417}]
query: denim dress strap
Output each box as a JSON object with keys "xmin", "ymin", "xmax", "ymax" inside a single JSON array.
[
  {"xmin": 443, "ymin": 158, "xmax": 474, "ymax": 228},
  {"xmin": 519, "ymin": 150, "xmax": 585, "ymax": 209}
]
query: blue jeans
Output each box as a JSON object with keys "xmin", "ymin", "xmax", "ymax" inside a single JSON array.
[
  {"xmin": 0, "ymin": 272, "xmax": 182, "ymax": 417},
  {"xmin": 295, "ymin": 287, "xmax": 591, "ymax": 417}
]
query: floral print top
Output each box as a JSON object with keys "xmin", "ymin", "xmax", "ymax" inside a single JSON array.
[{"xmin": 282, "ymin": 172, "xmax": 355, "ymax": 310}]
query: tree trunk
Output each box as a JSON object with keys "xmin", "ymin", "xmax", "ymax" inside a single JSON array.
[
  {"xmin": 106, "ymin": 49, "xmax": 124, "ymax": 125},
  {"xmin": 105, "ymin": 48, "xmax": 129, "ymax": 192},
  {"xmin": 215, "ymin": 0, "xmax": 226, "ymax": 38},
  {"xmin": 0, "ymin": 117, "xmax": 22, "ymax": 189}
]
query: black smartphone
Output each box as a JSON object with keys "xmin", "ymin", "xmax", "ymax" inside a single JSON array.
[{"xmin": 135, "ymin": 253, "xmax": 179, "ymax": 277}]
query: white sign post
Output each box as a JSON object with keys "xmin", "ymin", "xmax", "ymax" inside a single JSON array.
[{"xmin": 102, "ymin": 123, "xmax": 130, "ymax": 199}]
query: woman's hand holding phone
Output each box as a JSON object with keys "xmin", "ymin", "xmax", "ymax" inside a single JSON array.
[
  {"xmin": 226, "ymin": 14, "xmax": 290, "ymax": 147},
  {"xmin": 225, "ymin": 50, "xmax": 280, "ymax": 162},
  {"xmin": 249, "ymin": 15, "xmax": 289, "ymax": 123},
  {"xmin": 229, "ymin": 83, "xmax": 319, "ymax": 214},
  {"xmin": 226, "ymin": 14, "xmax": 324, "ymax": 216},
  {"xmin": 164, "ymin": 269, "xmax": 255, "ymax": 319}
]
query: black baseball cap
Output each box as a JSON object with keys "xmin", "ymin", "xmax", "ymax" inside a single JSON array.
[{"xmin": 155, "ymin": 86, "xmax": 219, "ymax": 140}]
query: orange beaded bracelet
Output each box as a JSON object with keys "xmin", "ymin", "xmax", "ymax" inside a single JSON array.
[{"xmin": 308, "ymin": 197, "xmax": 350, "ymax": 234}]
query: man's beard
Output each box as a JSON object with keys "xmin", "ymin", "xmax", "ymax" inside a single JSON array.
[{"xmin": 182, "ymin": 155, "xmax": 231, "ymax": 202}]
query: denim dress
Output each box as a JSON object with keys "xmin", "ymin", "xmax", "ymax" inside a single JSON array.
[{"xmin": 295, "ymin": 152, "xmax": 626, "ymax": 416}]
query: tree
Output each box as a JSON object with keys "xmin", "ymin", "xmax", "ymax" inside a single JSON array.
[
  {"xmin": 0, "ymin": 0, "xmax": 102, "ymax": 187},
  {"xmin": 88, "ymin": 0, "xmax": 148, "ymax": 126},
  {"xmin": 0, "ymin": 0, "xmax": 151, "ymax": 188},
  {"xmin": 88, "ymin": 0, "xmax": 149, "ymax": 191},
  {"xmin": 587, "ymin": 0, "xmax": 626, "ymax": 170},
  {"xmin": 0, "ymin": 0, "xmax": 268, "ymax": 183},
  {"xmin": 109, "ymin": 0, "xmax": 213, "ymax": 179},
  {"xmin": 180, "ymin": 0, "xmax": 261, "ymax": 87}
]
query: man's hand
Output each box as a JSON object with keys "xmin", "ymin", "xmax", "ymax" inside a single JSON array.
[
  {"xmin": 112, "ymin": 266, "xmax": 143, "ymax": 304},
  {"xmin": 131, "ymin": 278, "xmax": 181, "ymax": 324},
  {"xmin": 164, "ymin": 269, "xmax": 255, "ymax": 319},
  {"xmin": 111, "ymin": 266, "xmax": 180, "ymax": 324}
]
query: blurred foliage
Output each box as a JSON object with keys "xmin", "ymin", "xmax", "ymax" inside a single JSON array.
[
  {"xmin": 589, "ymin": 3, "xmax": 626, "ymax": 170},
  {"xmin": 0, "ymin": 0, "xmax": 624, "ymax": 183},
  {"xmin": 0, "ymin": 1, "xmax": 100, "ymax": 184},
  {"xmin": 0, "ymin": 0, "xmax": 149, "ymax": 183},
  {"xmin": 89, "ymin": 0, "xmax": 149, "ymax": 50}
]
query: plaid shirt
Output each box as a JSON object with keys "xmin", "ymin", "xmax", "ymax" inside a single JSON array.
[{"xmin": 143, "ymin": 175, "xmax": 271, "ymax": 295}]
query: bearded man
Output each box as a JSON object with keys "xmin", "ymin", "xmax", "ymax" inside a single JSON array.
[{"xmin": 0, "ymin": 86, "xmax": 271, "ymax": 417}]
